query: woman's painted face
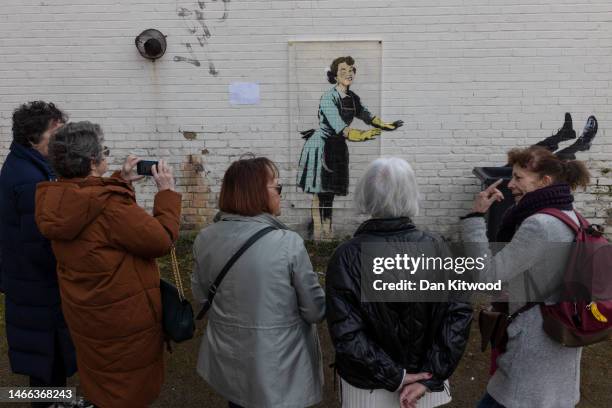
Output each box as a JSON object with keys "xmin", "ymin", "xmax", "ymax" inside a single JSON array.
[
  {"xmin": 267, "ymin": 176, "xmax": 282, "ymax": 216},
  {"xmin": 507, "ymin": 164, "xmax": 551, "ymax": 202},
  {"xmin": 335, "ymin": 62, "xmax": 355, "ymax": 88}
]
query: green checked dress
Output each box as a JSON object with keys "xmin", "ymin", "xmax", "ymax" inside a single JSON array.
[{"xmin": 297, "ymin": 87, "xmax": 375, "ymax": 195}]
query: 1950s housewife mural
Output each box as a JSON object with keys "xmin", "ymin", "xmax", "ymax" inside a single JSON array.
[{"xmin": 296, "ymin": 56, "xmax": 403, "ymax": 240}]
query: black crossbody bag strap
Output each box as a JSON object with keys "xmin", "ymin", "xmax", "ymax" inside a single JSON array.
[{"xmin": 196, "ymin": 226, "xmax": 276, "ymax": 320}]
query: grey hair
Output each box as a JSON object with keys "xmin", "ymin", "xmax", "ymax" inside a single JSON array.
[
  {"xmin": 354, "ymin": 157, "xmax": 420, "ymax": 218},
  {"xmin": 48, "ymin": 121, "xmax": 104, "ymax": 179}
]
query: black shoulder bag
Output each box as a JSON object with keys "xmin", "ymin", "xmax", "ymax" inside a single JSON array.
[
  {"xmin": 160, "ymin": 244, "xmax": 195, "ymax": 343},
  {"xmin": 196, "ymin": 226, "xmax": 276, "ymax": 320}
]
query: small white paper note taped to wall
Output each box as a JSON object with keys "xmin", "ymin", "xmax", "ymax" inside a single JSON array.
[{"xmin": 229, "ymin": 82, "xmax": 260, "ymax": 105}]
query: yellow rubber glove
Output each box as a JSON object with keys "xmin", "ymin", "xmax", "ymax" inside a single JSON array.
[
  {"xmin": 346, "ymin": 128, "xmax": 381, "ymax": 142},
  {"xmin": 372, "ymin": 117, "xmax": 404, "ymax": 131}
]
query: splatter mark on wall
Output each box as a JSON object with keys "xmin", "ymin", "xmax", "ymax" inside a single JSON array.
[
  {"xmin": 173, "ymin": 56, "xmax": 201, "ymax": 66},
  {"xmin": 173, "ymin": 43, "xmax": 201, "ymax": 66},
  {"xmin": 174, "ymin": 0, "xmax": 230, "ymax": 76},
  {"xmin": 208, "ymin": 62, "xmax": 219, "ymax": 76},
  {"xmin": 194, "ymin": 10, "xmax": 212, "ymax": 39},
  {"xmin": 296, "ymin": 56, "xmax": 403, "ymax": 240},
  {"xmin": 177, "ymin": 7, "xmax": 192, "ymax": 18},
  {"xmin": 219, "ymin": 0, "xmax": 231, "ymax": 21}
]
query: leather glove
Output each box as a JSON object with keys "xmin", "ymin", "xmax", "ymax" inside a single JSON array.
[
  {"xmin": 346, "ymin": 128, "xmax": 381, "ymax": 142},
  {"xmin": 372, "ymin": 117, "xmax": 404, "ymax": 131}
]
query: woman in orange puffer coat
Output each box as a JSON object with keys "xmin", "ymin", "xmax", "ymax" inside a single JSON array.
[{"xmin": 35, "ymin": 121, "xmax": 181, "ymax": 408}]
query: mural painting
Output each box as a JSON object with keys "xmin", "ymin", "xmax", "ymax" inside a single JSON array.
[
  {"xmin": 535, "ymin": 112, "xmax": 599, "ymax": 160},
  {"xmin": 296, "ymin": 56, "xmax": 403, "ymax": 240}
]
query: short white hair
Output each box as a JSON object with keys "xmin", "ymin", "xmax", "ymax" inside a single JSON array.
[{"xmin": 354, "ymin": 157, "xmax": 419, "ymax": 218}]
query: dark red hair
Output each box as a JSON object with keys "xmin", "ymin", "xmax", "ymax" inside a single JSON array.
[{"xmin": 219, "ymin": 157, "xmax": 279, "ymax": 216}]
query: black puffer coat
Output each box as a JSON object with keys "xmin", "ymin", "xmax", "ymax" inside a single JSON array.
[{"xmin": 326, "ymin": 218, "xmax": 473, "ymax": 392}]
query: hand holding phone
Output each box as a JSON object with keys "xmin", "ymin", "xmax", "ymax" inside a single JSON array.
[
  {"xmin": 136, "ymin": 160, "xmax": 159, "ymax": 176},
  {"xmin": 121, "ymin": 155, "xmax": 145, "ymax": 182},
  {"xmin": 151, "ymin": 159, "xmax": 175, "ymax": 192}
]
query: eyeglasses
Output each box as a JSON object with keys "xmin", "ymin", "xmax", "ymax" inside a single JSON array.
[
  {"xmin": 269, "ymin": 184, "xmax": 282, "ymax": 195},
  {"xmin": 102, "ymin": 146, "xmax": 110, "ymax": 157}
]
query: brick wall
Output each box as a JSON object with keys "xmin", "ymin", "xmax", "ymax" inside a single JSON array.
[{"xmin": 1, "ymin": 0, "xmax": 610, "ymax": 239}]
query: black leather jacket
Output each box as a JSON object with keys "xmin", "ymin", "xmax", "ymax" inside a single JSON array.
[{"xmin": 326, "ymin": 218, "xmax": 473, "ymax": 392}]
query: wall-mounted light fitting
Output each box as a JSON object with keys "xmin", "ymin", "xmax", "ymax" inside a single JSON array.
[{"xmin": 135, "ymin": 29, "xmax": 167, "ymax": 60}]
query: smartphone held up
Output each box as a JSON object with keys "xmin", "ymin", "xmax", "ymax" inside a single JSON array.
[{"xmin": 136, "ymin": 160, "xmax": 159, "ymax": 176}]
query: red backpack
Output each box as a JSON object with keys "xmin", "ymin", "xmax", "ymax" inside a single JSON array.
[{"xmin": 537, "ymin": 209, "xmax": 612, "ymax": 347}]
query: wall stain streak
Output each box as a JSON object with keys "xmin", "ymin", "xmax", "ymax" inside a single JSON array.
[
  {"xmin": 194, "ymin": 10, "xmax": 212, "ymax": 38},
  {"xmin": 221, "ymin": 0, "xmax": 230, "ymax": 21},
  {"xmin": 177, "ymin": 7, "xmax": 192, "ymax": 17},
  {"xmin": 208, "ymin": 62, "xmax": 219, "ymax": 76},
  {"xmin": 174, "ymin": 56, "xmax": 201, "ymax": 67}
]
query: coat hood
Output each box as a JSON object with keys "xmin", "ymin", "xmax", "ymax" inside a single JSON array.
[
  {"xmin": 9, "ymin": 141, "xmax": 55, "ymax": 180},
  {"xmin": 36, "ymin": 175, "xmax": 134, "ymax": 241}
]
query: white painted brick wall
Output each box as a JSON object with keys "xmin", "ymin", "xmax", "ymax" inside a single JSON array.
[{"xmin": 1, "ymin": 0, "xmax": 610, "ymax": 239}]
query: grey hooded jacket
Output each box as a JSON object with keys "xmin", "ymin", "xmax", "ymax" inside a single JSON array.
[
  {"xmin": 191, "ymin": 212, "xmax": 325, "ymax": 408},
  {"xmin": 462, "ymin": 212, "xmax": 582, "ymax": 408}
]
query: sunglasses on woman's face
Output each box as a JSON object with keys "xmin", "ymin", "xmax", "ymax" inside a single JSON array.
[
  {"xmin": 102, "ymin": 146, "xmax": 110, "ymax": 157},
  {"xmin": 269, "ymin": 184, "xmax": 282, "ymax": 195}
]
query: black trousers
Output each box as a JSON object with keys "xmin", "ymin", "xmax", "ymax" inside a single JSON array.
[
  {"xmin": 317, "ymin": 192, "xmax": 335, "ymax": 222},
  {"xmin": 29, "ymin": 332, "xmax": 67, "ymax": 408},
  {"xmin": 228, "ymin": 402, "xmax": 244, "ymax": 408}
]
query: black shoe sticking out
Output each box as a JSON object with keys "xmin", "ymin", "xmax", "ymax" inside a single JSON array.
[
  {"xmin": 535, "ymin": 112, "xmax": 576, "ymax": 152},
  {"xmin": 556, "ymin": 115, "xmax": 598, "ymax": 160}
]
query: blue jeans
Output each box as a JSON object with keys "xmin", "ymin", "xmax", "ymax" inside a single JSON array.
[{"xmin": 477, "ymin": 393, "xmax": 506, "ymax": 408}]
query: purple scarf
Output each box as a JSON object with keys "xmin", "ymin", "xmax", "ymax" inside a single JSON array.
[{"xmin": 496, "ymin": 183, "xmax": 574, "ymax": 242}]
